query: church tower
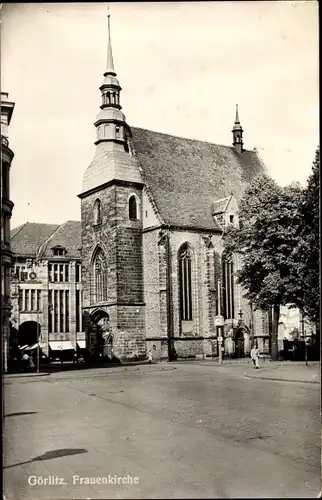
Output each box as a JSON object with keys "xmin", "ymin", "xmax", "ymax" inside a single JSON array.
[
  {"xmin": 232, "ymin": 104, "xmax": 243, "ymax": 154},
  {"xmin": 78, "ymin": 11, "xmax": 146, "ymax": 361}
]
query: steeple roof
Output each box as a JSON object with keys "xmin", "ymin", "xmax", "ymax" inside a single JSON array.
[
  {"xmin": 105, "ymin": 9, "xmax": 116, "ymax": 77},
  {"xmin": 233, "ymin": 104, "xmax": 243, "ymax": 131}
]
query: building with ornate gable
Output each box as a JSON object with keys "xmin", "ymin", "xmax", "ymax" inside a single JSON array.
[
  {"xmin": 10, "ymin": 221, "xmax": 84, "ymax": 359},
  {"xmin": 78, "ymin": 15, "xmax": 270, "ymax": 362}
]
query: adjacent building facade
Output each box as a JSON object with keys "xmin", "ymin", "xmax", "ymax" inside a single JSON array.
[
  {"xmin": 78, "ymin": 15, "xmax": 270, "ymax": 362},
  {"xmin": 1, "ymin": 92, "xmax": 15, "ymax": 372},
  {"xmin": 10, "ymin": 221, "xmax": 84, "ymax": 357}
]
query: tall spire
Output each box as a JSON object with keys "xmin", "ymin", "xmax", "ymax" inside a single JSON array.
[
  {"xmin": 93, "ymin": 7, "xmax": 129, "ymax": 149},
  {"xmin": 105, "ymin": 5, "xmax": 116, "ymax": 76},
  {"xmin": 232, "ymin": 104, "xmax": 243, "ymax": 154},
  {"xmin": 234, "ymin": 104, "xmax": 240, "ymax": 125}
]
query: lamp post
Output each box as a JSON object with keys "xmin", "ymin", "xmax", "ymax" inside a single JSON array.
[{"xmin": 301, "ymin": 309, "xmax": 308, "ymax": 367}]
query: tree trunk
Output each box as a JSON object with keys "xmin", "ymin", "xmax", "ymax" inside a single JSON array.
[{"xmin": 271, "ymin": 304, "xmax": 280, "ymax": 361}]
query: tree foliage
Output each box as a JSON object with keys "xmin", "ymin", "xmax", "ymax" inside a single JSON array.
[
  {"xmin": 223, "ymin": 173, "xmax": 304, "ymax": 360},
  {"xmin": 223, "ymin": 174, "xmax": 303, "ymax": 312},
  {"xmin": 296, "ymin": 147, "xmax": 320, "ymax": 324}
]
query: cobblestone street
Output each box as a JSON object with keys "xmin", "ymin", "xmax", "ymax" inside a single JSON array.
[{"xmin": 4, "ymin": 362, "xmax": 320, "ymax": 499}]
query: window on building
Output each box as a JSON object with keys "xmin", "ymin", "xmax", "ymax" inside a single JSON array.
[
  {"xmin": 93, "ymin": 199, "xmax": 102, "ymax": 225},
  {"xmin": 65, "ymin": 264, "xmax": 69, "ymax": 282},
  {"xmin": 222, "ymin": 252, "xmax": 235, "ymax": 320},
  {"xmin": 24, "ymin": 290, "xmax": 29, "ymax": 311},
  {"xmin": 115, "ymin": 125, "xmax": 120, "ymax": 138},
  {"xmin": 2, "ymin": 163, "xmax": 9, "ymax": 199},
  {"xmin": 65, "ymin": 290, "xmax": 69, "ymax": 332},
  {"xmin": 214, "ymin": 251, "xmax": 222, "ymax": 316},
  {"xmin": 37, "ymin": 290, "xmax": 41, "ymax": 311},
  {"xmin": 76, "ymin": 263, "xmax": 81, "ymax": 283},
  {"xmin": 229, "ymin": 215, "xmax": 234, "ymax": 223},
  {"xmin": 18, "ymin": 289, "xmax": 23, "ymax": 311},
  {"xmin": 15, "ymin": 266, "xmax": 20, "ymax": 279},
  {"xmin": 31, "ymin": 290, "xmax": 36, "ymax": 311},
  {"xmin": 48, "ymin": 264, "xmax": 52, "ymax": 281},
  {"xmin": 76, "ymin": 289, "xmax": 80, "ymax": 332},
  {"xmin": 48, "ymin": 291, "xmax": 53, "ymax": 333},
  {"xmin": 129, "ymin": 195, "xmax": 138, "ymax": 220},
  {"xmin": 178, "ymin": 245, "xmax": 193, "ymax": 321},
  {"xmin": 52, "ymin": 246, "xmax": 66, "ymax": 256},
  {"xmin": 54, "ymin": 290, "xmax": 58, "ymax": 333},
  {"xmin": 59, "ymin": 290, "xmax": 64, "ymax": 332},
  {"xmin": 92, "ymin": 247, "xmax": 108, "ymax": 303},
  {"xmin": 53, "ymin": 264, "xmax": 58, "ymax": 282}
]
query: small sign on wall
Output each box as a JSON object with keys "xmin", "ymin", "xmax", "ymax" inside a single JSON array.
[{"xmin": 214, "ymin": 315, "xmax": 225, "ymax": 327}]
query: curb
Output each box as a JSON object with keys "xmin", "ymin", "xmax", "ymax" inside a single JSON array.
[
  {"xmin": 244, "ymin": 370, "xmax": 320, "ymax": 384},
  {"xmin": 4, "ymin": 372, "xmax": 51, "ymax": 379}
]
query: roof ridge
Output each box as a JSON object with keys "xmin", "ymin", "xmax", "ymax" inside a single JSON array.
[
  {"xmin": 10, "ymin": 222, "xmax": 28, "ymax": 239},
  {"xmin": 19, "ymin": 222, "xmax": 60, "ymax": 227},
  {"xmin": 130, "ymin": 125, "xmax": 256, "ymax": 152}
]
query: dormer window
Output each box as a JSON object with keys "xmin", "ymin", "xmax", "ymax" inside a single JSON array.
[
  {"xmin": 52, "ymin": 246, "xmax": 67, "ymax": 256},
  {"xmin": 93, "ymin": 198, "xmax": 102, "ymax": 225}
]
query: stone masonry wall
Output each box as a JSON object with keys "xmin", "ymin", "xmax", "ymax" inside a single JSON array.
[{"xmin": 81, "ymin": 182, "xmax": 145, "ymax": 360}]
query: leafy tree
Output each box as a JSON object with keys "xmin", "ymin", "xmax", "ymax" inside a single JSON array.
[
  {"xmin": 297, "ymin": 148, "xmax": 320, "ymax": 325},
  {"xmin": 224, "ymin": 174, "xmax": 303, "ymax": 360}
]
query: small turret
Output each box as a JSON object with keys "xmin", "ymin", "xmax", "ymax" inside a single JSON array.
[{"xmin": 232, "ymin": 104, "xmax": 243, "ymax": 154}]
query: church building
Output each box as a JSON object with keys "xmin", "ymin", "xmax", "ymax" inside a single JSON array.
[{"xmin": 78, "ymin": 15, "xmax": 270, "ymax": 362}]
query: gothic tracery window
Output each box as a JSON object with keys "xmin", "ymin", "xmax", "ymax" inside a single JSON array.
[
  {"xmin": 92, "ymin": 248, "xmax": 108, "ymax": 303},
  {"xmin": 222, "ymin": 252, "xmax": 235, "ymax": 320},
  {"xmin": 179, "ymin": 244, "xmax": 193, "ymax": 321},
  {"xmin": 93, "ymin": 199, "xmax": 102, "ymax": 225}
]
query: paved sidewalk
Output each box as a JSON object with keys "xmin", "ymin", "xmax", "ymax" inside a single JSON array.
[{"xmin": 244, "ymin": 363, "xmax": 320, "ymax": 384}]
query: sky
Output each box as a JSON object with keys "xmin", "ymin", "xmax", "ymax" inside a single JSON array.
[{"xmin": 1, "ymin": 1, "xmax": 319, "ymax": 230}]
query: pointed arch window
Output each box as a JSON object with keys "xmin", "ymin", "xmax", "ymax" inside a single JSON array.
[
  {"xmin": 179, "ymin": 245, "xmax": 193, "ymax": 321},
  {"xmin": 92, "ymin": 247, "xmax": 108, "ymax": 303},
  {"xmin": 93, "ymin": 199, "xmax": 102, "ymax": 225},
  {"xmin": 222, "ymin": 252, "xmax": 235, "ymax": 320},
  {"xmin": 129, "ymin": 195, "xmax": 138, "ymax": 220}
]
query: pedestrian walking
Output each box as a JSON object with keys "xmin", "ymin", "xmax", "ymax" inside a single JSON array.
[
  {"xmin": 22, "ymin": 352, "xmax": 29, "ymax": 372},
  {"xmin": 250, "ymin": 344, "xmax": 259, "ymax": 369},
  {"xmin": 29, "ymin": 354, "xmax": 35, "ymax": 372}
]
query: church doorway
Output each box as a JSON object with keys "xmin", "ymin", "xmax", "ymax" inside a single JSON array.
[
  {"xmin": 235, "ymin": 328, "xmax": 245, "ymax": 358},
  {"xmin": 19, "ymin": 321, "xmax": 41, "ymax": 347},
  {"xmin": 89, "ymin": 309, "xmax": 113, "ymax": 360}
]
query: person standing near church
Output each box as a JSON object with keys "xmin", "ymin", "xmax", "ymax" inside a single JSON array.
[
  {"xmin": 250, "ymin": 344, "xmax": 259, "ymax": 369},
  {"xmin": 98, "ymin": 316, "xmax": 114, "ymax": 359}
]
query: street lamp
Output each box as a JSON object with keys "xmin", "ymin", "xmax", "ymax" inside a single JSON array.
[{"xmin": 301, "ymin": 309, "xmax": 308, "ymax": 367}]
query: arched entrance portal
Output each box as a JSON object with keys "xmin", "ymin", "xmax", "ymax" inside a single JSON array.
[
  {"xmin": 234, "ymin": 325, "xmax": 251, "ymax": 358},
  {"xmin": 87, "ymin": 309, "xmax": 113, "ymax": 360},
  {"xmin": 19, "ymin": 321, "xmax": 41, "ymax": 346},
  {"xmin": 235, "ymin": 329, "xmax": 244, "ymax": 358}
]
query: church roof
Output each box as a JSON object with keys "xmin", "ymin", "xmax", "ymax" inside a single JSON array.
[
  {"xmin": 10, "ymin": 221, "xmax": 81, "ymax": 259},
  {"xmin": 131, "ymin": 127, "xmax": 266, "ymax": 230},
  {"xmin": 11, "ymin": 222, "xmax": 59, "ymax": 257}
]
